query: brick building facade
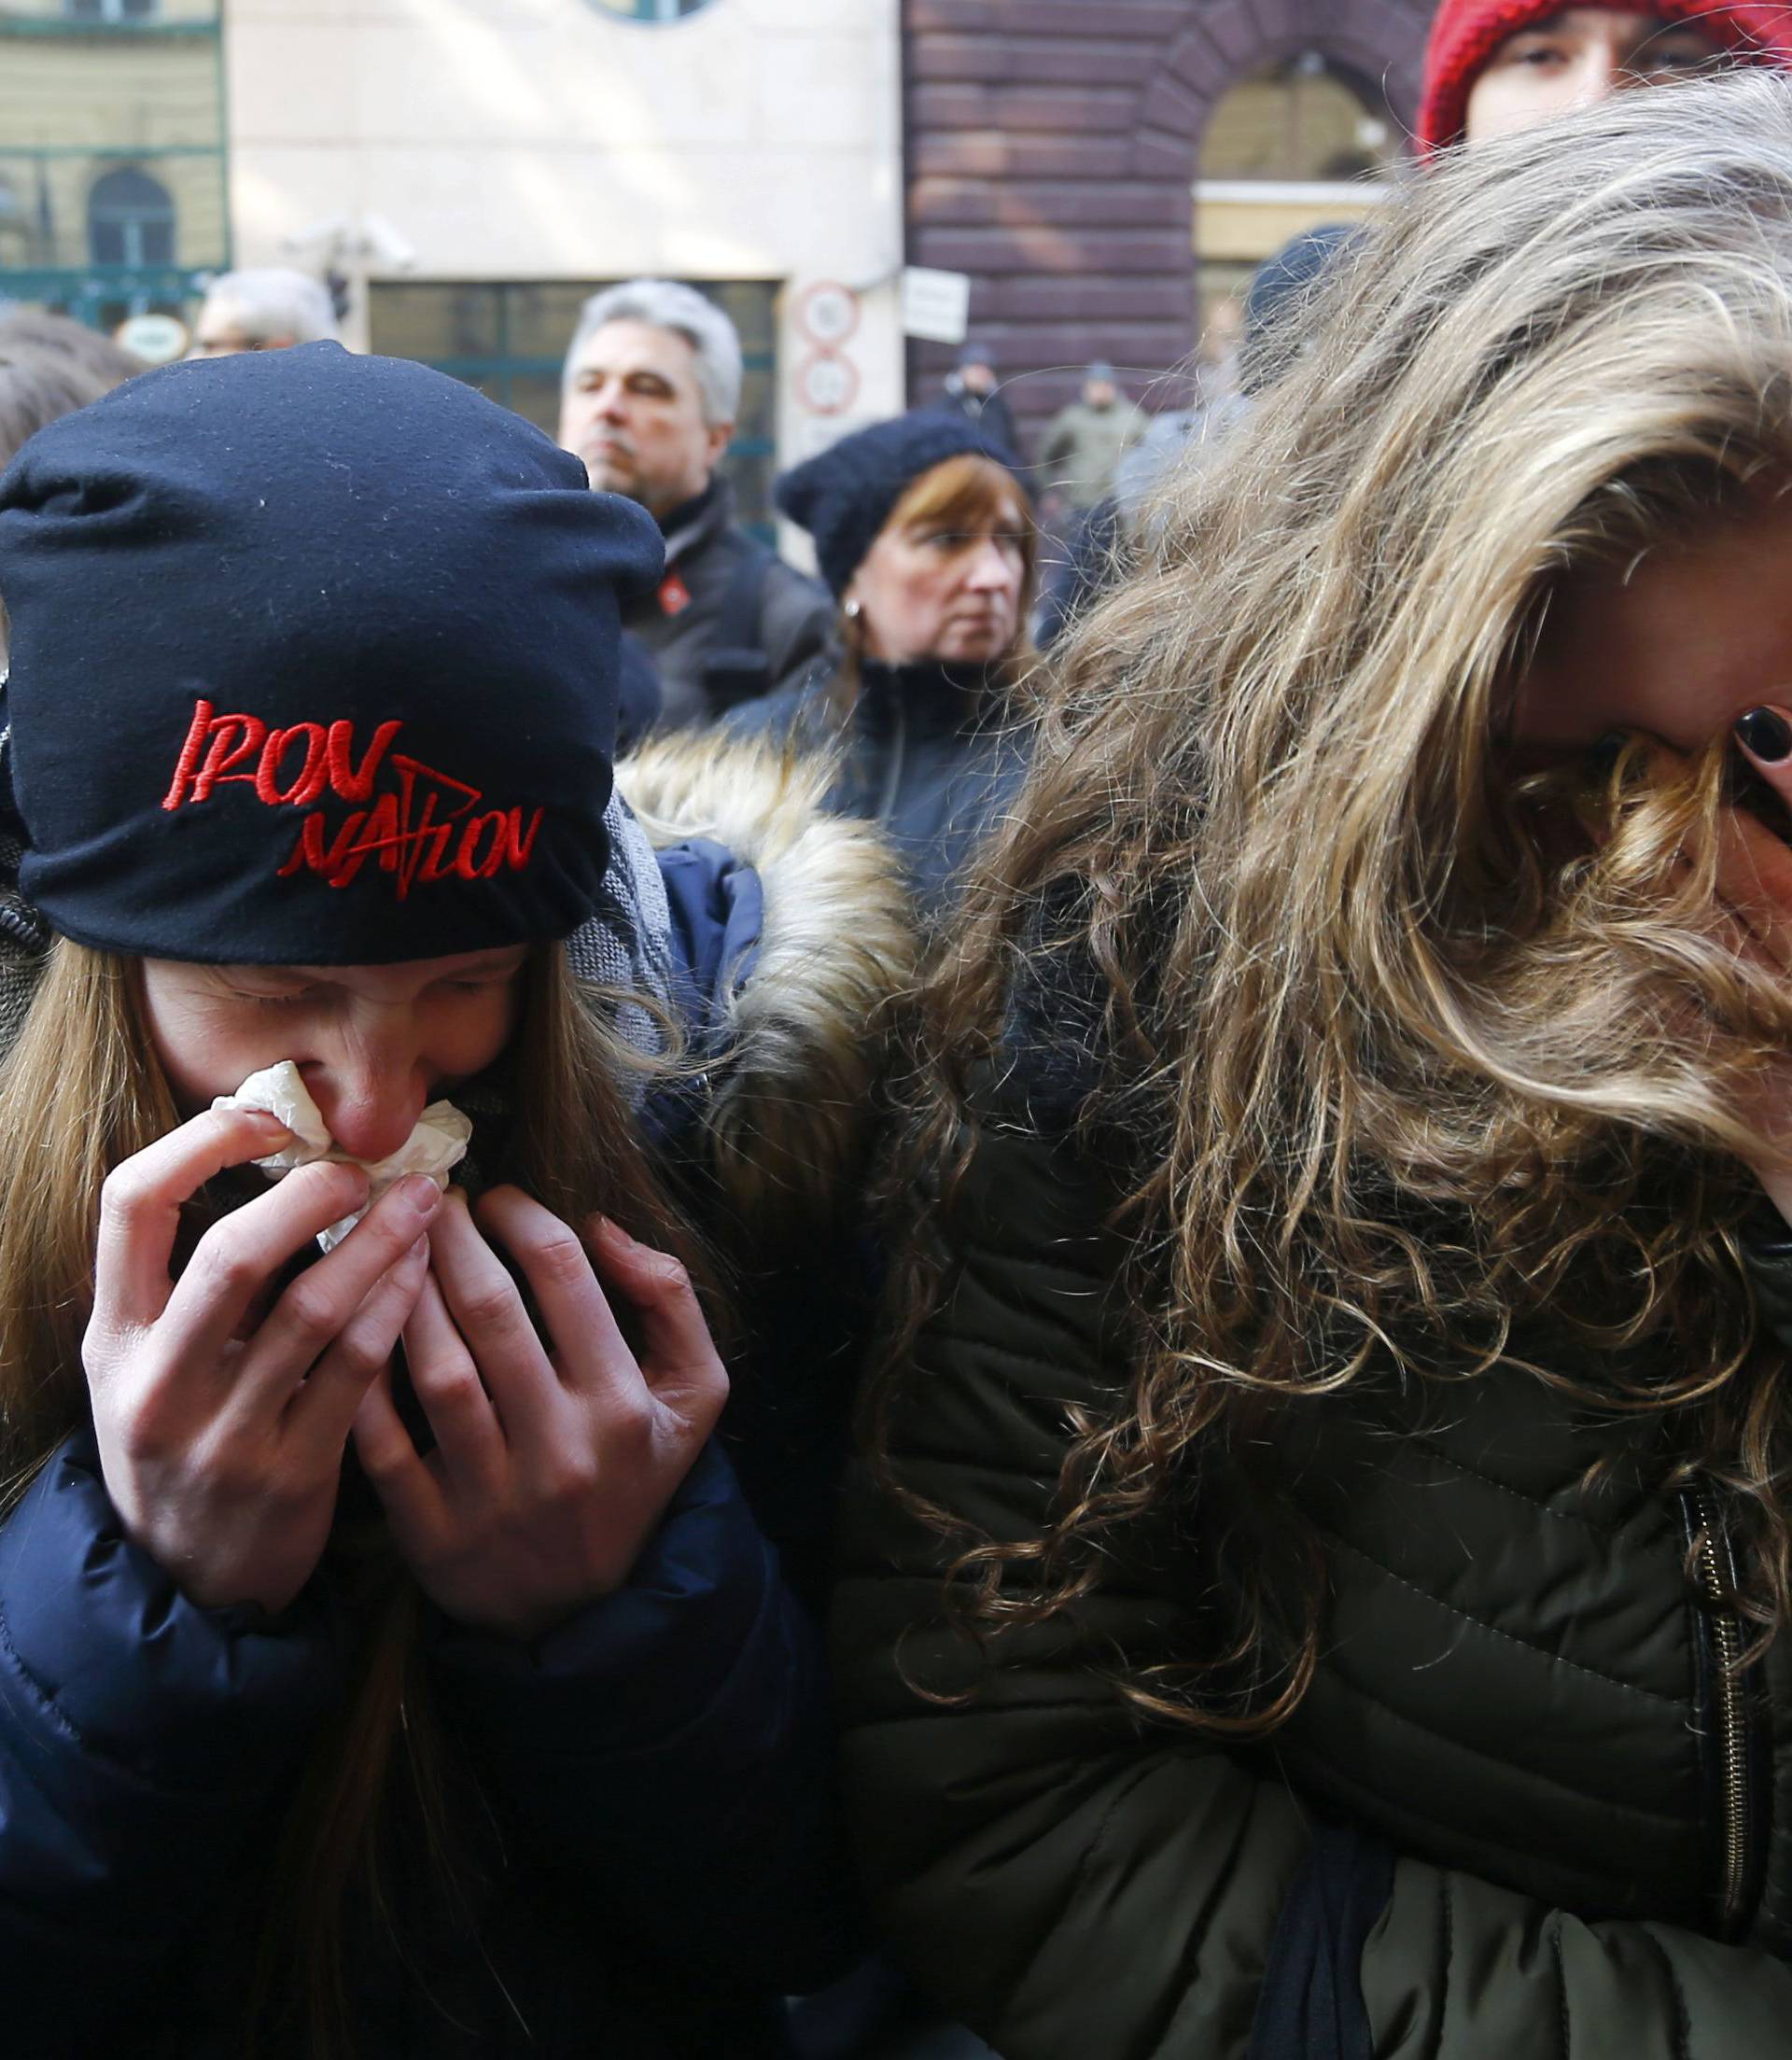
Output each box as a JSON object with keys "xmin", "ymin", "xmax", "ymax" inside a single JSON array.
[{"xmin": 904, "ymin": 0, "xmax": 1434, "ymax": 436}]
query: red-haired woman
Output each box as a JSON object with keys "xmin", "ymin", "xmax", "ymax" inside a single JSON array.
[{"xmin": 730, "ymin": 414, "xmax": 1037, "ymax": 922}]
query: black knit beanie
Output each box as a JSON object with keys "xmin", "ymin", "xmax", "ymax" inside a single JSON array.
[
  {"xmin": 1241, "ymin": 224, "xmax": 1358, "ymax": 397},
  {"xmin": 0, "ymin": 342, "xmax": 663, "ymax": 964},
  {"xmin": 774, "ymin": 410, "xmax": 1015, "ymax": 598}
]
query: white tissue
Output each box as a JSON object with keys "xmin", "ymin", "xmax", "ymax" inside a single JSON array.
[
  {"xmin": 217, "ymin": 1060, "xmax": 331, "ymax": 1170},
  {"xmin": 213, "ymin": 1058, "xmax": 471, "ymax": 1251}
]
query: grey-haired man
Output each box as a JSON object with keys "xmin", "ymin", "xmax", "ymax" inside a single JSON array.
[
  {"xmin": 189, "ymin": 269, "xmax": 337, "ymax": 357},
  {"xmin": 560, "ymin": 279, "xmax": 831, "ymax": 730}
]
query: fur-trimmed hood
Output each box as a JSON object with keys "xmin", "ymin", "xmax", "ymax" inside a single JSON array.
[
  {"xmin": 615, "ymin": 731, "xmax": 918, "ymax": 1242},
  {"xmin": 0, "ymin": 725, "xmax": 918, "ymax": 1246}
]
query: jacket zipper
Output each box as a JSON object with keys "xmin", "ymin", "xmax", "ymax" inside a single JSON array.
[{"xmin": 1687, "ymin": 1486, "xmax": 1756, "ymax": 1937}]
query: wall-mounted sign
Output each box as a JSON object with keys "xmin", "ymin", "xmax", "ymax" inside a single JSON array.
[
  {"xmin": 794, "ymin": 350, "xmax": 861, "ymax": 417},
  {"xmin": 793, "ymin": 280, "xmax": 860, "ymax": 349},
  {"xmin": 115, "ymin": 313, "xmax": 189, "ymax": 366},
  {"xmin": 901, "ymin": 266, "xmax": 971, "ymax": 345}
]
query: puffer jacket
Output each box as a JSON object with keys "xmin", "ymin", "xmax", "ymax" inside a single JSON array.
[
  {"xmin": 725, "ymin": 658, "xmax": 1029, "ymax": 923},
  {"xmin": 834, "ymin": 1052, "xmax": 1792, "ymax": 2059},
  {"xmin": 0, "ymin": 736, "xmax": 917, "ymax": 2058}
]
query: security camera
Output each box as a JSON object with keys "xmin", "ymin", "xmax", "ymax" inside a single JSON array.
[{"xmin": 279, "ymin": 213, "xmax": 417, "ymax": 273}]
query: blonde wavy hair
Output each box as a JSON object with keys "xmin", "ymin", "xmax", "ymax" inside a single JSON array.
[
  {"xmin": 0, "ymin": 940, "xmax": 708, "ymax": 2053},
  {"xmin": 889, "ymin": 73, "xmax": 1792, "ymax": 1733}
]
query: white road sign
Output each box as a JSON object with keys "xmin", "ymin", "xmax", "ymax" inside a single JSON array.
[{"xmin": 901, "ymin": 267, "xmax": 972, "ymax": 345}]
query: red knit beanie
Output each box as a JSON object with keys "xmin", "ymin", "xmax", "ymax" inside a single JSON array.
[{"xmin": 1418, "ymin": 1, "xmax": 1792, "ymax": 151}]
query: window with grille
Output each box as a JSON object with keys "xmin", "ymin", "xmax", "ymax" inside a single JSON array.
[
  {"xmin": 65, "ymin": 0, "xmax": 160, "ymax": 22},
  {"xmin": 87, "ymin": 166, "xmax": 175, "ymax": 267}
]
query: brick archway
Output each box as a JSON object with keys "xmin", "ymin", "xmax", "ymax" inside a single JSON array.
[{"xmin": 904, "ymin": 0, "xmax": 1434, "ymax": 436}]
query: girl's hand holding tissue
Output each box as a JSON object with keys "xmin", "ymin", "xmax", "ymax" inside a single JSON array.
[{"xmin": 81, "ymin": 1101, "xmax": 441, "ymax": 1613}]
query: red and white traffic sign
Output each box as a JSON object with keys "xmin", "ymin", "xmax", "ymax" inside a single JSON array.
[
  {"xmin": 793, "ymin": 281, "xmax": 861, "ymax": 350},
  {"xmin": 794, "ymin": 350, "xmax": 861, "ymax": 416}
]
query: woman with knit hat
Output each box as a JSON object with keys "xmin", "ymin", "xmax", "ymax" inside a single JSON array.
[
  {"xmin": 0, "ymin": 343, "xmax": 912, "ymax": 2053},
  {"xmin": 728, "ymin": 411, "xmax": 1037, "ymax": 923},
  {"xmin": 1420, "ymin": 3, "xmax": 1792, "ymax": 149}
]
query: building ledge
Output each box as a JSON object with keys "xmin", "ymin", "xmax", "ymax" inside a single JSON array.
[
  {"xmin": 0, "ymin": 262, "xmax": 215, "ymax": 298},
  {"xmin": 1194, "ymin": 178, "xmax": 1395, "ymax": 207},
  {"xmin": 0, "ymin": 16, "xmax": 217, "ymax": 40}
]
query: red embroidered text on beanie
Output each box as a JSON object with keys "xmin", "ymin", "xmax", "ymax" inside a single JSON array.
[
  {"xmin": 0, "ymin": 343, "xmax": 664, "ymax": 966},
  {"xmin": 1418, "ymin": 1, "xmax": 1792, "ymax": 153}
]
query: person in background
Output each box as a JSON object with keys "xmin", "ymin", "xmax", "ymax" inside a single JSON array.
[
  {"xmin": 1195, "ymin": 292, "xmax": 1246, "ymax": 405},
  {"xmin": 839, "ymin": 77, "xmax": 1792, "ymax": 2059},
  {"xmin": 559, "ymin": 278, "xmax": 831, "ymax": 730},
  {"xmin": 1419, "ymin": 1, "xmax": 1792, "ymax": 149},
  {"xmin": 1034, "ymin": 243, "xmax": 1353, "ymax": 651},
  {"xmin": 189, "ymin": 268, "xmax": 339, "ymax": 356},
  {"xmin": 728, "ymin": 413, "xmax": 1035, "ymax": 924},
  {"xmin": 0, "ymin": 329, "xmax": 137, "ymax": 477},
  {"xmin": 1032, "ymin": 8, "xmax": 1792, "ymax": 654},
  {"xmin": 0, "ymin": 342, "xmax": 916, "ymax": 2055},
  {"xmin": 1035, "ymin": 361, "xmax": 1145, "ymax": 526},
  {"xmin": 1232, "ymin": 224, "xmax": 1361, "ymax": 396},
  {"xmin": 0, "ymin": 309, "xmax": 143, "ymax": 396},
  {"xmin": 937, "ymin": 341, "xmax": 1020, "ymax": 457}
]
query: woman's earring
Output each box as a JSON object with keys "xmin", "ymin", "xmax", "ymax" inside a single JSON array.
[{"xmin": 843, "ymin": 598, "xmax": 862, "ymax": 622}]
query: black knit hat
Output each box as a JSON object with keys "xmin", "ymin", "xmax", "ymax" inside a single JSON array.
[
  {"xmin": 1241, "ymin": 224, "xmax": 1358, "ymax": 396},
  {"xmin": 774, "ymin": 410, "xmax": 1015, "ymax": 598},
  {"xmin": 0, "ymin": 342, "xmax": 663, "ymax": 964}
]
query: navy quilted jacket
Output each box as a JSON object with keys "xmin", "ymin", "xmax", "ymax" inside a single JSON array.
[{"xmin": 0, "ymin": 834, "xmax": 873, "ymax": 2057}]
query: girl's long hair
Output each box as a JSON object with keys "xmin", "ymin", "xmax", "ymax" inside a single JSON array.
[
  {"xmin": 0, "ymin": 939, "xmax": 710, "ymax": 2053},
  {"xmin": 886, "ymin": 73, "xmax": 1792, "ymax": 1734}
]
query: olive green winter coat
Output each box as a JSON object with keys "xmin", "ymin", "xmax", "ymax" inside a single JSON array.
[{"xmin": 834, "ymin": 1068, "xmax": 1792, "ymax": 2058}]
